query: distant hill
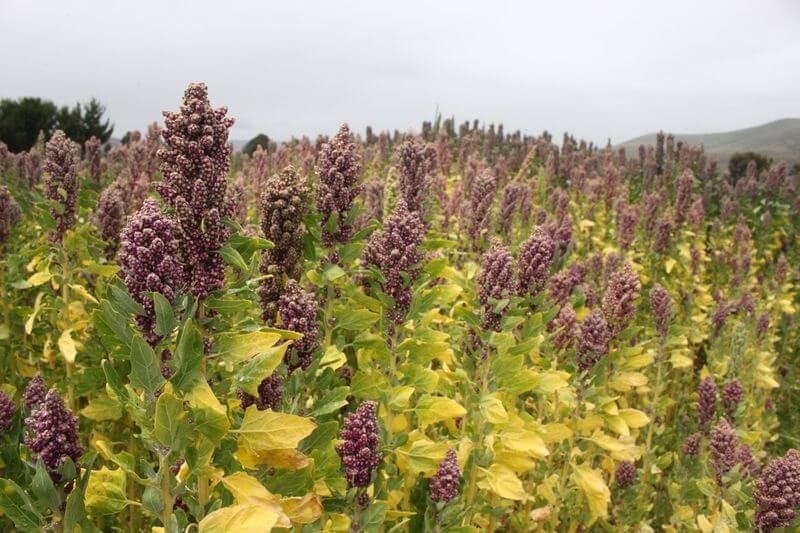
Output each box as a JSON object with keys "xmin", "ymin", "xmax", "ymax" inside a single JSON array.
[{"xmin": 617, "ymin": 118, "xmax": 800, "ymax": 168}]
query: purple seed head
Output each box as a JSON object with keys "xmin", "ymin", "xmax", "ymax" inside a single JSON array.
[
  {"xmin": 683, "ymin": 432, "xmax": 702, "ymax": 457},
  {"xmin": 697, "ymin": 376, "xmax": 717, "ymax": 431},
  {"xmin": 601, "ymin": 262, "xmax": 640, "ymax": 337},
  {"xmin": 721, "ymin": 379, "xmax": 744, "ymax": 421},
  {"xmin": 24, "ymin": 374, "xmax": 47, "ymax": 410},
  {"xmin": 517, "ymin": 226, "xmax": 555, "ymax": 297},
  {"xmin": 316, "ymin": 123, "xmax": 363, "ymax": 247},
  {"xmin": 118, "ymin": 199, "xmax": 185, "ymax": 345},
  {"xmin": 94, "ymin": 184, "xmax": 126, "ymax": 258},
  {"xmin": 0, "ymin": 391, "xmax": 15, "ymax": 431},
  {"xmin": 278, "ymin": 280, "xmax": 319, "ymax": 372},
  {"xmin": 24, "ymin": 389, "xmax": 83, "ymax": 478},
  {"xmin": 477, "ymin": 240, "xmax": 516, "ymax": 331},
  {"xmin": 615, "ymin": 461, "xmax": 636, "ymax": 489},
  {"xmin": 429, "ymin": 449, "xmax": 461, "ymax": 502},
  {"xmin": 336, "ymin": 401, "xmax": 382, "ymax": 488},
  {"xmin": 650, "ymin": 283, "xmax": 672, "ymax": 339},
  {"xmin": 394, "ymin": 136, "xmax": 436, "ymax": 214},
  {"xmin": 362, "ymin": 199, "xmax": 425, "ymax": 324},
  {"xmin": 755, "ymin": 449, "xmax": 800, "ymax": 531},
  {"xmin": 155, "ymin": 82, "xmax": 235, "ymax": 299},
  {"xmin": 577, "ymin": 309, "xmax": 611, "ymax": 373},
  {"xmin": 43, "ymin": 130, "xmax": 81, "ymax": 242},
  {"xmin": 0, "ymin": 185, "xmax": 21, "ymax": 252}
]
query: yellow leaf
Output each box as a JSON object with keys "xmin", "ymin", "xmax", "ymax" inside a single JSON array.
[
  {"xmin": 499, "ymin": 428, "xmax": 549, "ymax": 458},
  {"xmin": 199, "ymin": 504, "xmax": 283, "ymax": 533},
  {"xmin": 69, "ymin": 284, "xmax": 99, "ymax": 304},
  {"xmin": 414, "ymin": 395, "xmax": 466, "ymax": 427},
  {"xmin": 619, "ymin": 409, "xmax": 650, "ymax": 429},
  {"xmin": 669, "ymin": 353, "xmax": 693, "ymax": 369},
  {"xmin": 85, "ymin": 467, "xmax": 127, "ymax": 516},
  {"xmin": 480, "ymin": 395, "xmax": 508, "ymax": 424},
  {"xmin": 237, "ymin": 407, "xmax": 316, "ymax": 453},
  {"xmin": 571, "ymin": 464, "xmax": 610, "ymax": 520},
  {"xmin": 535, "ymin": 372, "xmax": 569, "ymax": 394},
  {"xmin": 323, "ymin": 513, "xmax": 351, "ymax": 532},
  {"xmin": 603, "ymin": 415, "xmax": 629, "ymax": 436},
  {"xmin": 25, "ymin": 292, "xmax": 45, "ymax": 335},
  {"xmin": 390, "ymin": 386, "xmax": 415, "ymax": 409},
  {"xmin": 58, "ymin": 328, "xmax": 77, "ymax": 363},
  {"xmin": 398, "ymin": 439, "xmax": 450, "ymax": 476},
  {"xmin": 664, "ymin": 258, "xmax": 676, "ymax": 274},
  {"xmin": 540, "ymin": 423, "xmax": 572, "ymax": 444},
  {"xmin": 477, "ymin": 463, "xmax": 526, "ymax": 501},
  {"xmin": 236, "ymin": 447, "xmax": 310, "ymax": 470},
  {"xmin": 27, "ymin": 270, "xmax": 52, "ymax": 287},
  {"xmin": 216, "ymin": 332, "xmax": 283, "ymax": 363},
  {"xmin": 280, "ymin": 494, "xmax": 324, "ymax": 524},
  {"xmin": 218, "ymin": 471, "xmax": 279, "ymax": 505},
  {"xmin": 316, "ymin": 345, "xmax": 347, "ymax": 374},
  {"xmin": 584, "ymin": 433, "xmax": 640, "ymax": 461}
]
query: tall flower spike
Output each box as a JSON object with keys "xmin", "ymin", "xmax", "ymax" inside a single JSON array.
[
  {"xmin": 683, "ymin": 433, "xmax": 702, "ymax": 457},
  {"xmin": 84, "ymin": 136, "xmax": 103, "ymax": 187},
  {"xmin": 336, "ymin": 401, "xmax": 382, "ymax": 488},
  {"xmin": 697, "ymin": 376, "xmax": 717, "ymax": 431},
  {"xmin": 709, "ymin": 418, "xmax": 740, "ymax": 482},
  {"xmin": 155, "ymin": 83, "xmax": 235, "ymax": 298},
  {"xmin": 0, "ymin": 391, "xmax": 15, "ymax": 431},
  {"xmin": 550, "ymin": 303, "xmax": 577, "ymax": 350},
  {"xmin": 429, "ymin": 449, "xmax": 461, "ymax": 502},
  {"xmin": 721, "ymin": 379, "xmax": 744, "ymax": 421},
  {"xmin": 754, "ymin": 449, "xmax": 800, "ymax": 531},
  {"xmin": 395, "ymin": 136, "xmax": 436, "ymax": 214},
  {"xmin": 94, "ymin": 184, "xmax": 126, "ymax": 258},
  {"xmin": 601, "ymin": 262, "xmax": 640, "ymax": 337},
  {"xmin": 118, "ymin": 199, "xmax": 185, "ymax": 345},
  {"xmin": 258, "ymin": 167, "xmax": 309, "ymax": 324},
  {"xmin": 316, "ymin": 124, "xmax": 363, "ymax": 247},
  {"xmin": 278, "ymin": 280, "xmax": 320, "ymax": 373},
  {"xmin": 24, "ymin": 374, "xmax": 47, "ymax": 410},
  {"xmin": 517, "ymin": 226, "xmax": 555, "ymax": 297},
  {"xmin": 650, "ymin": 283, "xmax": 672, "ymax": 339},
  {"xmin": 477, "ymin": 240, "xmax": 516, "ymax": 331},
  {"xmin": 43, "ymin": 130, "xmax": 81, "ymax": 242},
  {"xmin": 468, "ymin": 169, "xmax": 497, "ymax": 249},
  {"xmin": 24, "ymin": 389, "xmax": 83, "ymax": 478},
  {"xmin": 362, "ymin": 199, "xmax": 425, "ymax": 324},
  {"xmin": 0, "ymin": 185, "xmax": 21, "ymax": 253},
  {"xmin": 577, "ymin": 309, "xmax": 611, "ymax": 373}
]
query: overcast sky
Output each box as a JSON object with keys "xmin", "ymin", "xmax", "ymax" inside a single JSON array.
[{"xmin": 1, "ymin": 0, "xmax": 798, "ymax": 144}]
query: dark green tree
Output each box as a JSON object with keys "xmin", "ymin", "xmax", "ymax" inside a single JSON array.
[
  {"xmin": 243, "ymin": 133, "xmax": 271, "ymax": 156},
  {"xmin": 0, "ymin": 97, "xmax": 58, "ymax": 152},
  {"xmin": 57, "ymin": 98, "xmax": 114, "ymax": 146},
  {"xmin": 729, "ymin": 151, "xmax": 771, "ymax": 181}
]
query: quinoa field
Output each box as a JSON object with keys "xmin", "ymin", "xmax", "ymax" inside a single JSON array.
[{"xmin": 0, "ymin": 82, "xmax": 798, "ymax": 532}]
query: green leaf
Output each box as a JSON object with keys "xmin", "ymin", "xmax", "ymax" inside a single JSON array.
[
  {"xmin": 219, "ymin": 243, "xmax": 249, "ymax": 271},
  {"xmin": 350, "ymin": 370, "xmax": 389, "ymax": 400},
  {"xmin": 234, "ymin": 344, "xmax": 290, "ymax": 396},
  {"xmin": 110, "ymin": 284, "xmax": 145, "ymax": 315},
  {"xmin": 130, "ymin": 334, "xmax": 165, "ymax": 397},
  {"xmin": 85, "ymin": 467, "xmax": 128, "ymax": 516},
  {"xmin": 31, "ymin": 460, "xmax": 59, "ymax": 512},
  {"xmin": 153, "ymin": 292, "xmax": 176, "ymax": 338},
  {"xmin": 360, "ymin": 502, "xmax": 387, "ymax": 533},
  {"xmin": 170, "ymin": 319, "xmax": 203, "ymax": 392},
  {"xmin": 0, "ymin": 479, "xmax": 44, "ymax": 531},
  {"xmin": 154, "ymin": 388, "xmax": 191, "ymax": 450},
  {"xmin": 311, "ymin": 387, "xmax": 351, "ymax": 416},
  {"xmin": 205, "ymin": 296, "xmax": 254, "ymax": 313},
  {"xmin": 63, "ymin": 454, "xmax": 96, "ymax": 533},
  {"xmin": 101, "ymin": 300, "xmax": 134, "ymax": 349},
  {"xmin": 80, "ymin": 394, "xmax": 123, "ymax": 422},
  {"xmin": 333, "ymin": 307, "xmax": 380, "ymax": 332}
]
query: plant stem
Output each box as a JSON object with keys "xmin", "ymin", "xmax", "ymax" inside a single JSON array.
[
  {"xmin": 638, "ymin": 341, "xmax": 666, "ymax": 507},
  {"xmin": 159, "ymin": 453, "xmax": 173, "ymax": 528}
]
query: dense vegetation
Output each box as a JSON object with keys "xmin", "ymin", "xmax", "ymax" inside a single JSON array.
[
  {"xmin": 0, "ymin": 84, "xmax": 798, "ymax": 532},
  {"xmin": 0, "ymin": 97, "xmax": 113, "ymax": 152}
]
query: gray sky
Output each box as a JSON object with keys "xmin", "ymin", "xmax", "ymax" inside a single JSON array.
[{"xmin": 2, "ymin": 0, "xmax": 798, "ymax": 144}]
